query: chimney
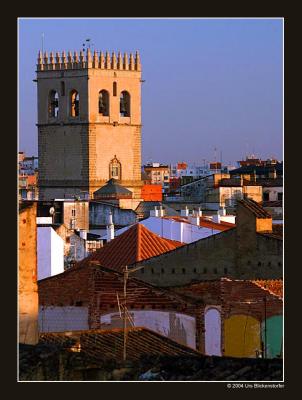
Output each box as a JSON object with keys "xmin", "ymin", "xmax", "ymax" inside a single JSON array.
[
  {"xmin": 158, "ymin": 205, "xmax": 165, "ymax": 217},
  {"xmin": 150, "ymin": 206, "xmax": 159, "ymax": 217},
  {"xmin": 181, "ymin": 206, "xmax": 189, "ymax": 217},
  {"xmin": 268, "ymin": 167, "xmax": 277, "ymax": 179},
  {"xmin": 218, "ymin": 206, "xmax": 226, "ymax": 217},
  {"xmin": 79, "ymin": 230, "xmax": 87, "ymax": 240},
  {"xmin": 106, "ymin": 211, "xmax": 114, "ymax": 242},
  {"xmin": 212, "ymin": 211, "xmax": 221, "ymax": 224},
  {"xmin": 197, "ymin": 207, "xmax": 202, "ymax": 217}
]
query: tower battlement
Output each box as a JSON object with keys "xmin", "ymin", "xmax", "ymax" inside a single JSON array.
[{"xmin": 37, "ymin": 49, "xmax": 141, "ymax": 72}]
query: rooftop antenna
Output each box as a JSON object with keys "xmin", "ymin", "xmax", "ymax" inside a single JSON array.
[
  {"xmin": 41, "ymin": 33, "xmax": 45, "ymax": 54},
  {"xmin": 82, "ymin": 38, "xmax": 93, "ymax": 53}
]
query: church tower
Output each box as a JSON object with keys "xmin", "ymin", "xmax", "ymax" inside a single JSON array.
[{"xmin": 36, "ymin": 48, "xmax": 143, "ymax": 200}]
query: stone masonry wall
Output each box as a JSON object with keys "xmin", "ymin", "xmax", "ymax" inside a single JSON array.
[{"xmin": 19, "ymin": 203, "xmax": 39, "ymax": 344}]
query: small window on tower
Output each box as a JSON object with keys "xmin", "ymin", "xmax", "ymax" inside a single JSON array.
[
  {"xmin": 113, "ymin": 82, "xmax": 117, "ymax": 96},
  {"xmin": 120, "ymin": 91, "xmax": 130, "ymax": 117},
  {"xmin": 70, "ymin": 90, "xmax": 79, "ymax": 117},
  {"xmin": 98, "ymin": 90, "xmax": 109, "ymax": 116},
  {"xmin": 49, "ymin": 90, "xmax": 59, "ymax": 118}
]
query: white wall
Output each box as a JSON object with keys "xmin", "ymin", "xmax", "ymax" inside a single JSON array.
[
  {"xmin": 100, "ymin": 310, "xmax": 196, "ymax": 349},
  {"xmin": 263, "ymin": 186, "xmax": 283, "ymax": 201},
  {"xmin": 110, "ymin": 217, "xmax": 221, "ymax": 244},
  {"xmin": 37, "ymin": 227, "xmax": 64, "ymax": 280},
  {"xmin": 38, "ymin": 306, "xmax": 89, "ymax": 332},
  {"xmin": 204, "ymin": 307, "xmax": 222, "ymax": 356}
]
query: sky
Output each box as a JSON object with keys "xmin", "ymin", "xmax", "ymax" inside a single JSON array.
[{"xmin": 18, "ymin": 18, "xmax": 283, "ymax": 166}]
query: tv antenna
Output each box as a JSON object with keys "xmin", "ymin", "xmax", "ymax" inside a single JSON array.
[{"xmin": 82, "ymin": 38, "xmax": 94, "ymax": 53}]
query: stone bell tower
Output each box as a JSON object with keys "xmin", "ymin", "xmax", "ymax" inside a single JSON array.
[{"xmin": 36, "ymin": 48, "xmax": 143, "ymax": 201}]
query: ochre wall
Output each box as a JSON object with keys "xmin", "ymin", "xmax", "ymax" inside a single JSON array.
[
  {"xmin": 224, "ymin": 315, "xmax": 260, "ymax": 358},
  {"xmin": 19, "ymin": 203, "xmax": 39, "ymax": 344}
]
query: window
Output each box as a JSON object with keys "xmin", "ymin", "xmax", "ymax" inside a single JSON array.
[
  {"xmin": 151, "ymin": 268, "xmax": 154, "ymax": 274},
  {"xmin": 161, "ymin": 268, "xmax": 165, "ymax": 274},
  {"xmin": 224, "ymin": 267, "xmax": 228, "ymax": 274},
  {"xmin": 193, "ymin": 268, "xmax": 197, "ymax": 273},
  {"xmin": 98, "ymin": 90, "xmax": 109, "ymax": 116},
  {"xmin": 258, "ymin": 261, "xmax": 262, "ymax": 266},
  {"xmin": 109, "ymin": 156, "xmax": 121, "ymax": 180},
  {"xmin": 278, "ymin": 192, "xmax": 283, "ymax": 201},
  {"xmin": 48, "ymin": 90, "xmax": 59, "ymax": 118},
  {"xmin": 182, "ymin": 268, "xmax": 186, "ymax": 274},
  {"xmin": 70, "ymin": 90, "xmax": 79, "ymax": 117},
  {"xmin": 113, "ymin": 82, "xmax": 117, "ymax": 96},
  {"xmin": 203, "ymin": 268, "xmax": 207, "ymax": 274},
  {"xmin": 213, "ymin": 268, "xmax": 218, "ymax": 274},
  {"xmin": 171, "ymin": 268, "xmax": 175, "ymax": 274},
  {"xmin": 120, "ymin": 91, "xmax": 130, "ymax": 117},
  {"xmin": 71, "ymin": 209, "xmax": 76, "ymax": 217},
  {"xmin": 61, "ymin": 81, "xmax": 65, "ymax": 96},
  {"xmin": 263, "ymin": 192, "xmax": 270, "ymax": 201}
]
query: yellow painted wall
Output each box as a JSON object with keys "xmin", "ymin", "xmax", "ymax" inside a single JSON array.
[{"xmin": 224, "ymin": 314, "xmax": 260, "ymax": 358}]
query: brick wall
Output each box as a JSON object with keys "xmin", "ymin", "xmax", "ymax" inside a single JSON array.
[{"xmin": 38, "ymin": 265, "xmax": 282, "ymax": 355}]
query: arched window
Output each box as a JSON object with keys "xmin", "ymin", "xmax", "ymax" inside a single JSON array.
[
  {"xmin": 120, "ymin": 91, "xmax": 130, "ymax": 117},
  {"xmin": 49, "ymin": 90, "xmax": 59, "ymax": 118},
  {"xmin": 109, "ymin": 156, "xmax": 121, "ymax": 180},
  {"xmin": 98, "ymin": 90, "xmax": 109, "ymax": 116},
  {"xmin": 70, "ymin": 90, "xmax": 79, "ymax": 117}
]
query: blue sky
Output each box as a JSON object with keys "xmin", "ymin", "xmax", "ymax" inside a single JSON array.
[{"xmin": 18, "ymin": 18, "xmax": 283, "ymax": 165}]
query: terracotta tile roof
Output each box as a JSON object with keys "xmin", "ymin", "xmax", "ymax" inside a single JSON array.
[
  {"xmin": 262, "ymin": 200, "xmax": 282, "ymax": 208},
  {"xmin": 135, "ymin": 202, "xmax": 179, "ymax": 218},
  {"xmin": 77, "ymin": 223, "xmax": 184, "ymax": 272},
  {"xmin": 169, "ymin": 278, "xmax": 283, "ymax": 303},
  {"xmin": 251, "ymin": 280, "xmax": 283, "ymax": 299},
  {"xmin": 39, "ymin": 328, "xmax": 200, "ymax": 362},
  {"xmin": 199, "ymin": 217, "xmax": 235, "ymax": 231},
  {"xmin": 219, "ymin": 178, "xmax": 260, "ymax": 187},
  {"xmin": 238, "ymin": 198, "xmax": 272, "ymax": 218},
  {"xmin": 257, "ymin": 178, "xmax": 283, "ymax": 187},
  {"xmin": 162, "ymin": 216, "xmax": 235, "ymax": 231},
  {"xmin": 162, "ymin": 215, "xmax": 193, "ymax": 224}
]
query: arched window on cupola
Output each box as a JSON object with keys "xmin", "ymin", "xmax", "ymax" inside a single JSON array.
[
  {"xmin": 109, "ymin": 156, "xmax": 121, "ymax": 180},
  {"xmin": 98, "ymin": 90, "xmax": 109, "ymax": 116},
  {"xmin": 49, "ymin": 90, "xmax": 59, "ymax": 118},
  {"xmin": 120, "ymin": 91, "xmax": 130, "ymax": 117},
  {"xmin": 70, "ymin": 90, "xmax": 79, "ymax": 117}
]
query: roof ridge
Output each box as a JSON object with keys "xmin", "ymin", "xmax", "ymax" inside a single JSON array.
[{"xmin": 137, "ymin": 223, "xmax": 142, "ymax": 261}]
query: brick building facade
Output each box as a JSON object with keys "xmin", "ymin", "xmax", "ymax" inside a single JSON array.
[{"xmin": 38, "ymin": 264, "xmax": 282, "ymax": 358}]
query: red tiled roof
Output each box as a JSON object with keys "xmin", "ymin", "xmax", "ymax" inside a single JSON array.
[
  {"xmin": 77, "ymin": 223, "xmax": 184, "ymax": 272},
  {"xmin": 162, "ymin": 216, "xmax": 235, "ymax": 231},
  {"xmin": 251, "ymin": 280, "xmax": 283, "ymax": 299},
  {"xmin": 238, "ymin": 198, "xmax": 272, "ymax": 218},
  {"xmin": 39, "ymin": 327, "xmax": 200, "ymax": 361},
  {"xmin": 199, "ymin": 217, "xmax": 235, "ymax": 231}
]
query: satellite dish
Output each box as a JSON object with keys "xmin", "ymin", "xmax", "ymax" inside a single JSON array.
[{"xmin": 49, "ymin": 207, "xmax": 55, "ymax": 216}]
